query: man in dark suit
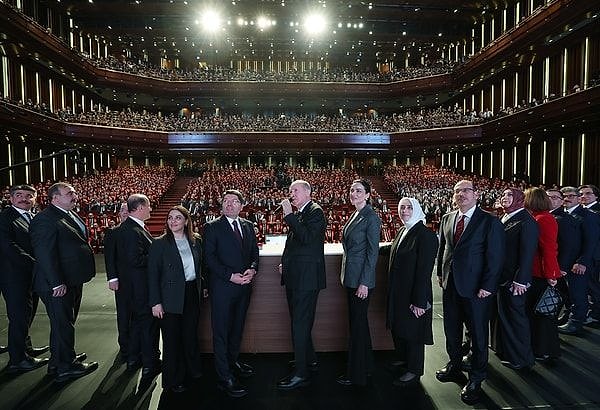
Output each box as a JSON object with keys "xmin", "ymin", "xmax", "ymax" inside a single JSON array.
[
  {"xmin": 435, "ymin": 179, "xmax": 504, "ymax": 405},
  {"xmin": 547, "ymin": 189, "xmax": 579, "ymax": 326},
  {"xmin": 579, "ymin": 184, "xmax": 600, "ymax": 325},
  {"xmin": 104, "ymin": 202, "xmax": 129, "ymax": 361},
  {"xmin": 0, "ymin": 184, "xmax": 49, "ymax": 374},
  {"xmin": 493, "ymin": 188, "xmax": 537, "ymax": 369},
  {"xmin": 113, "ymin": 194, "xmax": 160, "ymax": 380},
  {"xmin": 203, "ymin": 189, "xmax": 259, "ymax": 398},
  {"xmin": 558, "ymin": 186, "xmax": 599, "ymax": 334},
  {"xmin": 277, "ymin": 180, "xmax": 327, "ymax": 390},
  {"xmin": 29, "ymin": 182, "xmax": 98, "ymax": 383}
]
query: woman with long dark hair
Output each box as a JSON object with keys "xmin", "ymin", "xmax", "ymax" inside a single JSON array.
[{"xmin": 148, "ymin": 205, "xmax": 203, "ymax": 392}]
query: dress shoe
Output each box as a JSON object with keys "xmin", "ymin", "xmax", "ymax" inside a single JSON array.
[
  {"xmin": 288, "ymin": 359, "xmax": 319, "ymax": 372},
  {"xmin": 392, "ymin": 372, "xmax": 420, "ymax": 388},
  {"xmin": 558, "ymin": 321, "xmax": 582, "ymax": 335},
  {"xmin": 460, "ymin": 341, "xmax": 471, "ymax": 356},
  {"xmin": 336, "ymin": 374, "xmax": 353, "ymax": 386},
  {"xmin": 461, "ymin": 354, "xmax": 472, "ymax": 371},
  {"xmin": 584, "ymin": 315, "xmax": 600, "ymax": 326},
  {"xmin": 435, "ymin": 363, "xmax": 463, "ymax": 383},
  {"xmin": 0, "ymin": 345, "xmax": 8, "ymax": 354},
  {"xmin": 217, "ymin": 378, "xmax": 247, "ymax": 398},
  {"xmin": 535, "ymin": 354, "xmax": 554, "ymax": 363},
  {"xmin": 277, "ymin": 374, "xmax": 311, "ymax": 390},
  {"xmin": 48, "ymin": 352, "xmax": 88, "ymax": 375},
  {"xmin": 141, "ymin": 365, "xmax": 161, "ymax": 380},
  {"xmin": 26, "ymin": 346, "xmax": 50, "ymax": 357},
  {"xmin": 127, "ymin": 360, "xmax": 142, "ymax": 371},
  {"xmin": 385, "ymin": 360, "xmax": 406, "ymax": 374},
  {"xmin": 500, "ymin": 360, "xmax": 531, "ymax": 370},
  {"xmin": 460, "ymin": 381, "xmax": 483, "ymax": 405},
  {"xmin": 557, "ymin": 312, "xmax": 570, "ymax": 326},
  {"xmin": 231, "ymin": 361, "xmax": 254, "ymax": 378},
  {"xmin": 6, "ymin": 356, "xmax": 49, "ymax": 374},
  {"xmin": 55, "ymin": 361, "xmax": 98, "ymax": 383}
]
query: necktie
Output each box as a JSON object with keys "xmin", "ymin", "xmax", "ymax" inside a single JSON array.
[
  {"xmin": 454, "ymin": 215, "xmax": 465, "ymax": 244},
  {"xmin": 22, "ymin": 212, "xmax": 32, "ymax": 224},
  {"xmin": 69, "ymin": 211, "xmax": 87, "ymax": 235},
  {"xmin": 232, "ymin": 220, "xmax": 243, "ymax": 243}
]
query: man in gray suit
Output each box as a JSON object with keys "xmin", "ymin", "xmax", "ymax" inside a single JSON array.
[
  {"xmin": 277, "ymin": 180, "xmax": 327, "ymax": 390},
  {"xmin": 30, "ymin": 182, "xmax": 98, "ymax": 383},
  {"xmin": 435, "ymin": 179, "xmax": 504, "ymax": 405}
]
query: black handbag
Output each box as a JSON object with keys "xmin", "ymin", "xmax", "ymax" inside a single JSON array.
[{"xmin": 534, "ymin": 286, "xmax": 563, "ymax": 316}]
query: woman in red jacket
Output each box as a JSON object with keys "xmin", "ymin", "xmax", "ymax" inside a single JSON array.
[{"xmin": 524, "ymin": 187, "xmax": 563, "ymax": 361}]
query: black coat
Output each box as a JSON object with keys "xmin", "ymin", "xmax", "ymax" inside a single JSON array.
[
  {"xmin": 386, "ymin": 222, "xmax": 438, "ymax": 344},
  {"xmin": 30, "ymin": 204, "xmax": 95, "ymax": 291},
  {"xmin": 0, "ymin": 206, "xmax": 35, "ymax": 284},
  {"xmin": 500, "ymin": 209, "xmax": 539, "ymax": 285},
  {"xmin": 551, "ymin": 208, "xmax": 581, "ymax": 271},
  {"xmin": 281, "ymin": 201, "xmax": 327, "ymax": 290},
  {"xmin": 148, "ymin": 234, "xmax": 202, "ymax": 314}
]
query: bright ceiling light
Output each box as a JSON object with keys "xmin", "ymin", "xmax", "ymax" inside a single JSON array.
[
  {"xmin": 257, "ymin": 15, "xmax": 272, "ymax": 30},
  {"xmin": 199, "ymin": 9, "xmax": 222, "ymax": 33},
  {"xmin": 303, "ymin": 12, "xmax": 327, "ymax": 36}
]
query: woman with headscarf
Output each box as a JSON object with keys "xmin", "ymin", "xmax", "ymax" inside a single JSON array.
[
  {"xmin": 524, "ymin": 187, "xmax": 562, "ymax": 361},
  {"xmin": 337, "ymin": 179, "xmax": 381, "ymax": 387},
  {"xmin": 492, "ymin": 188, "xmax": 538, "ymax": 370},
  {"xmin": 385, "ymin": 197, "xmax": 438, "ymax": 387}
]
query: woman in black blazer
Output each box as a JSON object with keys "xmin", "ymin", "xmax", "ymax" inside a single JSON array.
[
  {"xmin": 386, "ymin": 197, "xmax": 438, "ymax": 387},
  {"xmin": 148, "ymin": 205, "xmax": 203, "ymax": 393},
  {"xmin": 337, "ymin": 179, "xmax": 381, "ymax": 386}
]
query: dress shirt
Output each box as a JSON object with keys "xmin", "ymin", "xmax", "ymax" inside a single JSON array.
[
  {"xmin": 455, "ymin": 205, "xmax": 476, "ymax": 232},
  {"xmin": 175, "ymin": 237, "xmax": 196, "ymax": 281},
  {"xmin": 225, "ymin": 216, "xmax": 243, "ymax": 239}
]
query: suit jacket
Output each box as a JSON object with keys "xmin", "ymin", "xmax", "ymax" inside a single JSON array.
[
  {"xmin": 0, "ymin": 206, "xmax": 35, "ymax": 284},
  {"xmin": 114, "ymin": 217, "xmax": 154, "ymax": 284},
  {"xmin": 551, "ymin": 207, "xmax": 581, "ymax": 271},
  {"xmin": 203, "ymin": 215, "xmax": 259, "ymax": 286},
  {"xmin": 281, "ymin": 201, "xmax": 327, "ymax": 291},
  {"xmin": 386, "ymin": 222, "xmax": 438, "ymax": 343},
  {"xmin": 30, "ymin": 204, "xmax": 95, "ymax": 291},
  {"xmin": 148, "ymin": 234, "xmax": 202, "ymax": 314},
  {"xmin": 103, "ymin": 225, "xmax": 120, "ymax": 281},
  {"xmin": 437, "ymin": 207, "xmax": 504, "ymax": 298},
  {"xmin": 500, "ymin": 209, "xmax": 539, "ymax": 285},
  {"xmin": 340, "ymin": 204, "xmax": 381, "ymax": 289},
  {"xmin": 585, "ymin": 203, "xmax": 600, "ymax": 268},
  {"xmin": 569, "ymin": 205, "xmax": 599, "ymax": 270}
]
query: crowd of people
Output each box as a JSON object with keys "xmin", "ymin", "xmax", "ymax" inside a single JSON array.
[
  {"xmin": 91, "ymin": 55, "xmax": 456, "ymax": 83},
  {"xmin": 57, "ymin": 104, "xmax": 485, "ymax": 133}
]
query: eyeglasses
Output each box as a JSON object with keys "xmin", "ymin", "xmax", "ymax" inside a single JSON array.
[
  {"xmin": 547, "ymin": 195, "xmax": 563, "ymax": 200},
  {"xmin": 453, "ymin": 187, "xmax": 475, "ymax": 194},
  {"xmin": 563, "ymin": 194, "xmax": 580, "ymax": 198}
]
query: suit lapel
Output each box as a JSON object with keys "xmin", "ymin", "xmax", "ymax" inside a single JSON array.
[{"xmin": 456, "ymin": 208, "xmax": 482, "ymax": 246}]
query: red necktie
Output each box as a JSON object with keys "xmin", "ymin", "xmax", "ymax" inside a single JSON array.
[
  {"xmin": 232, "ymin": 220, "xmax": 243, "ymax": 243},
  {"xmin": 454, "ymin": 215, "xmax": 465, "ymax": 244}
]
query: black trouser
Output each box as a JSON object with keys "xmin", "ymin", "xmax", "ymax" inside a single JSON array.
[
  {"xmin": 495, "ymin": 285, "xmax": 534, "ymax": 366},
  {"xmin": 0, "ymin": 281, "xmax": 33, "ymax": 364},
  {"xmin": 345, "ymin": 287, "xmax": 373, "ymax": 385},
  {"xmin": 210, "ymin": 281, "xmax": 251, "ymax": 382},
  {"xmin": 286, "ymin": 288, "xmax": 319, "ymax": 378},
  {"xmin": 40, "ymin": 285, "xmax": 82, "ymax": 372},
  {"xmin": 160, "ymin": 281, "xmax": 202, "ymax": 388},
  {"xmin": 391, "ymin": 332, "xmax": 424, "ymax": 376}
]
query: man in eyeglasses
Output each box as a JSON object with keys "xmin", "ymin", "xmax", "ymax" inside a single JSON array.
[
  {"xmin": 435, "ymin": 179, "xmax": 504, "ymax": 405},
  {"xmin": 578, "ymin": 185, "xmax": 600, "ymax": 326},
  {"xmin": 557, "ymin": 186, "xmax": 599, "ymax": 335}
]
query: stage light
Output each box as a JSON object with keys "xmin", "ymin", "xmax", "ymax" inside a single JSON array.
[
  {"xmin": 303, "ymin": 13, "xmax": 327, "ymax": 36},
  {"xmin": 198, "ymin": 9, "xmax": 222, "ymax": 33},
  {"xmin": 257, "ymin": 15, "xmax": 272, "ymax": 30}
]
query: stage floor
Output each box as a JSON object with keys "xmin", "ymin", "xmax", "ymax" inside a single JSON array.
[{"xmin": 1, "ymin": 255, "xmax": 599, "ymax": 409}]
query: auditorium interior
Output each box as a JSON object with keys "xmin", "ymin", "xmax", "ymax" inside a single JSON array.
[{"xmin": 1, "ymin": 0, "xmax": 600, "ymax": 408}]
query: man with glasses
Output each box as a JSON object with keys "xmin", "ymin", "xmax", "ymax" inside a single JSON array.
[
  {"xmin": 30, "ymin": 182, "xmax": 98, "ymax": 382},
  {"xmin": 546, "ymin": 189, "xmax": 579, "ymax": 327},
  {"xmin": 203, "ymin": 190, "xmax": 259, "ymax": 398},
  {"xmin": 557, "ymin": 186, "xmax": 599, "ymax": 335},
  {"xmin": 435, "ymin": 180, "xmax": 504, "ymax": 405},
  {"xmin": 578, "ymin": 185, "xmax": 600, "ymax": 326}
]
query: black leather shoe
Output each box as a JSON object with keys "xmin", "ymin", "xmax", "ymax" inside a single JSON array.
[
  {"xmin": 336, "ymin": 374, "xmax": 353, "ymax": 386},
  {"xmin": 217, "ymin": 378, "xmax": 247, "ymax": 398},
  {"xmin": 127, "ymin": 360, "xmax": 142, "ymax": 371},
  {"xmin": 392, "ymin": 372, "xmax": 420, "ymax": 388},
  {"xmin": 461, "ymin": 354, "xmax": 472, "ymax": 371},
  {"xmin": 558, "ymin": 321, "xmax": 582, "ymax": 335},
  {"xmin": 535, "ymin": 354, "xmax": 553, "ymax": 363},
  {"xmin": 170, "ymin": 385, "xmax": 187, "ymax": 393},
  {"xmin": 0, "ymin": 345, "xmax": 8, "ymax": 354},
  {"xmin": 557, "ymin": 312, "xmax": 570, "ymax": 326},
  {"xmin": 288, "ymin": 360, "xmax": 319, "ymax": 372},
  {"xmin": 55, "ymin": 361, "xmax": 98, "ymax": 383},
  {"xmin": 26, "ymin": 346, "xmax": 50, "ymax": 357},
  {"xmin": 277, "ymin": 375, "xmax": 311, "ymax": 390},
  {"xmin": 461, "ymin": 381, "xmax": 483, "ymax": 405},
  {"xmin": 501, "ymin": 360, "xmax": 531, "ymax": 370},
  {"xmin": 232, "ymin": 361, "xmax": 254, "ymax": 378},
  {"xmin": 141, "ymin": 365, "xmax": 161, "ymax": 380},
  {"xmin": 48, "ymin": 352, "xmax": 88, "ymax": 375},
  {"xmin": 385, "ymin": 360, "xmax": 406, "ymax": 374},
  {"xmin": 6, "ymin": 356, "xmax": 49, "ymax": 374},
  {"xmin": 435, "ymin": 363, "xmax": 463, "ymax": 383}
]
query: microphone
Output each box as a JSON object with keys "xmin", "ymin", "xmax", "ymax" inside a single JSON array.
[{"xmin": 274, "ymin": 197, "xmax": 293, "ymax": 212}]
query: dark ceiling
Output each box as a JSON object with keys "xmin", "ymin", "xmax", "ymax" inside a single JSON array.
[{"xmin": 59, "ymin": 0, "xmax": 497, "ymax": 66}]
